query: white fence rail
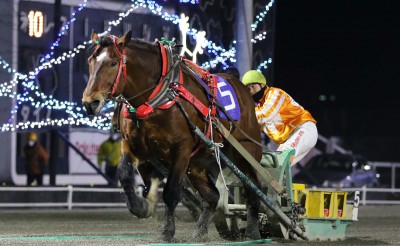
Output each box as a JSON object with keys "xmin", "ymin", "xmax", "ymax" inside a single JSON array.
[
  {"xmin": 1, "ymin": 185, "xmax": 400, "ymax": 209},
  {"xmin": 0, "ymin": 186, "xmax": 126, "ymax": 210},
  {"xmin": 369, "ymin": 161, "xmax": 400, "ymax": 189}
]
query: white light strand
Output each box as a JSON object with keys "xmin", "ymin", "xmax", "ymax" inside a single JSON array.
[
  {"xmin": 257, "ymin": 57, "xmax": 272, "ymax": 72},
  {"xmin": 251, "ymin": 0, "xmax": 275, "ymax": 32},
  {"xmin": 251, "ymin": 31, "xmax": 268, "ymax": 44},
  {"xmin": 250, "ymin": 1, "xmax": 275, "ymax": 44}
]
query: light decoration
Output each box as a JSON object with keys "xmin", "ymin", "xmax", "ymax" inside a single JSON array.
[
  {"xmin": 40, "ymin": 0, "xmax": 89, "ymax": 63},
  {"xmin": 178, "ymin": 14, "xmax": 207, "ymax": 63},
  {"xmin": 0, "ymin": 43, "xmax": 87, "ymax": 97},
  {"xmin": 0, "ymin": 3, "xmax": 139, "ymax": 131},
  {"xmin": 257, "ymin": 58, "xmax": 272, "ymax": 72},
  {"xmin": 251, "ymin": 0, "xmax": 275, "ymax": 44},
  {"xmin": 163, "ymin": 0, "xmax": 199, "ymax": 3},
  {"xmin": 132, "ymin": 0, "xmax": 236, "ymax": 69},
  {"xmin": 179, "ymin": 0, "xmax": 199, "ymax": 4},
  {"xmin": 201, "ymin": 45, "xmax": 236, "ymax": 70},
  {"xmin": 97, "ymin": 4, "xmax": 137, "ymax": 37},
  {"xmin": 1, "ymin": 114, "xmax": 112, "ymax": 132},
  {"xmin": 251, "ymin": 1, "xmax": 276, "ymax": 72},
  {"xmin": 251, "ymin": 0, "xmax": 275, "ymax": 31},
  {"xmin": 2, "ymin": 0, "xmax": 234, "ymax": 85},
  {"xmin": 1, "ymin": 0, "xmax": 240, "ymax": 132},
  {"xmin": 1, "ymin": 2, "xmax": 143, "ymax": 132},
  {"xmin": 1, "ymin": 3, "xmax": 137, "ymax": 87},
  {"xmin": 252, "ymin": 31, "xmax": 268, "ymax": 44},
  {"xmin": 0, "ymin": 56, "xmax": 18, "ymax": 75}
]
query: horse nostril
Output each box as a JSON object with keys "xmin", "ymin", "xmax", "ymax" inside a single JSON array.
[{"xmin": 90, "ymin": 100, "xmax": 100, "ymax": 110}]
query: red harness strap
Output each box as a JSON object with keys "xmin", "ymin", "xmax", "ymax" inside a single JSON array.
[
  {"xmin": 170, "ymin": 71, "xmax": 210, "ymax": 117},
  {"xmin": 182, "ymin": 58, "xmax": 218, "ymax": 117},
  {"xmin": 110, "ymin": 36, "xmax": 127, "ymax": 96},
  {"xmin": 147, "ymin": 41, "xmax": 169, "ymax": 101},
  {"xmin": 136, "ymin": 42, "xmax": 176, "ymax": 119},
  {"xmin": 208, "ymin": 75, "xmax": 218, "ymax": 116}
]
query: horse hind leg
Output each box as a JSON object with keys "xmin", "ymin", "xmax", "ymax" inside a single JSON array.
[
  {"xmin": 188, "ymin": 163, "xmax": 219, "ymax": 240},
  {"xmin": 244, "ymin": 185, "xmax": 262, "ymax": 240},
  {"xmin": 118, "ymin": 152, "xmax": 149, "ymax": 218},
  {"xmin": 238, "ymin": 159, "xmax": 262, "ymax": 240}
]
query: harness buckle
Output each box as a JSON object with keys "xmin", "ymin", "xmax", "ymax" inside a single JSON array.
[{"xmin": 114, "ymin": 94, "xmax": 126, "ymax": 104}]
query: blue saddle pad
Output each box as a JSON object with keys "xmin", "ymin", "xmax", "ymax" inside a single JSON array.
[
  {"xmin": 215, "ymin": 75, "xmax": 241, "ymax": 121},
  {"xmin": 194, "ymin": 74, "xmax": 241, "ymax": 121}
]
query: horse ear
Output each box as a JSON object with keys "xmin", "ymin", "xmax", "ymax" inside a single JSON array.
[
  {"xmin": 91, "ymin": 30, "xmax": 100, "ymax": 44},
  {"xmin": 117, "ymin": 30, "xmax": 132, "ymax": 48}
]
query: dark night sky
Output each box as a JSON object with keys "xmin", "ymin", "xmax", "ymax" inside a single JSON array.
[{"xmin": 273, "ymin": 0, "xmax": 400, "ymax": 161}]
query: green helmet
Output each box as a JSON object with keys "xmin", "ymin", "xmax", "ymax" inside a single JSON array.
[{"xmin": 242, "ymin": 70, "xmax": 267, "ymax": 86}]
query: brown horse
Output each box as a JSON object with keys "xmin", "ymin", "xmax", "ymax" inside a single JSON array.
[
  {"xmin": 82, "ymin": 31, "xmax": 262, "ymax": 241},
  {"xmin": 112, "ymin": 105, "xmax": 202, "ymax": 219}
]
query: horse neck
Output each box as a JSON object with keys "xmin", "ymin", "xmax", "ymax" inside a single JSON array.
[{"xmin": 122, "ymin": 45, "xmax": 162, "ymax": 108}]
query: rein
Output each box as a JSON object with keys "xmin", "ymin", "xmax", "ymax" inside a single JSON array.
[{"xmin": 114, "ymin": 85, "xmax": 157, "ymax": 104}]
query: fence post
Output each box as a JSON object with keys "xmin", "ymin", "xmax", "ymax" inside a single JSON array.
[
  {"xmin": 392, "ymin": 164, "xmax": 396, "ymax": 189},
  {"xmin": 362, "ymin": 185, "xmax": 367, "ymax": 205},
  {"xmin": 67, "ymin": 185, "xmax": 73, "ymax": 210}
]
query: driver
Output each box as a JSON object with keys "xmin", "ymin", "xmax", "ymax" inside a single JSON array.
[{"xmin": 242, "ymin": 70, "xmax": 318, "ymax": 165}]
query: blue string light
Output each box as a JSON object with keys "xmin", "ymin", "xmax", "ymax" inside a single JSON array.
[{"xmin": 40, "ymin": 0, "xmax": 89, "ymax": 63}]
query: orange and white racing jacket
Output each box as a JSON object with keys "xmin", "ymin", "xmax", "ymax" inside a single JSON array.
[{"xmin": 255, "ymin": 87, "xmax": 316, "ymax": 144}]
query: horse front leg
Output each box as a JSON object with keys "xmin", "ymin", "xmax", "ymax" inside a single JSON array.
[
  {"xmin": 118, "ymin": 140, "xmax": 149, "ymax": 218},
  {"xmin": 160, "ymin": 151, "xmax": 190, "ymax": 242}
]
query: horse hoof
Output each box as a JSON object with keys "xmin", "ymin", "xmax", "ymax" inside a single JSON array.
[
  {"xmin": 244, "ymin": 231, "xmax": 261, "ymax": 240},
  {"xmin": 127, "ymin": 197, "xmax": 149, "ymax": 218},
  {"xmin": 192, "ymin": 227, "xmax": 208, "ymax": 239},
  {"xmin": 160, "ymin": 231, "xmax": 174, "ymax": 242}
]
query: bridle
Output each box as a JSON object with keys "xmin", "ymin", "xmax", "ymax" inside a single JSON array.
[
  {"xmin": 109, "ymin": 35, "xmax": 127, "ymax": 97},
  {"xmin": 91, "ymin": 35, "xmax": 128, "ymax": 102}
]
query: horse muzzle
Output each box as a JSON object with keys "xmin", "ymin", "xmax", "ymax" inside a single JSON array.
[{"xmin": 83, "ymin": 100, "xmax": 101, "ymax": 115}]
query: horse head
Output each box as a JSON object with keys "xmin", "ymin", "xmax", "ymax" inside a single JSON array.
[{"xmin": 82, "ymin": 31, "xmax": 132, "ymax": 115}]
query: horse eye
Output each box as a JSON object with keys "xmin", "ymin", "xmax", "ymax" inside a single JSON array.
[{"xmin": 111, "ymin": 61, "xmax": 118, "ymax": 67}]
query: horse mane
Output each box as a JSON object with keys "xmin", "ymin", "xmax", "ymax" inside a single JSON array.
[
  {"xmin": 87, "ymin": 35, "xmax": 115, "ymax": 56},
  {"xmin": 184, "ymin": 61, "xmax": 208, "ymax": 79}
]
